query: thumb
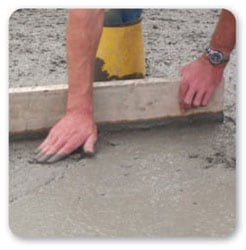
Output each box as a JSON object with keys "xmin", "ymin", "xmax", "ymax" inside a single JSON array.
[{"xmin": 83, "ymin": 133, "xmax": 97, "ymax": 155}]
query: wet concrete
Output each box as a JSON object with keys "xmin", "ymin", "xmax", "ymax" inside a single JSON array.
[
  {"xmin": 9, "ymin": 121, "xmax": 236, "ymax": 238},
  {"xmin": 8, "ymin": 9, "xmax": 237, "ymax": 238},
  {"xmin": 9, "ymin": 9, "xmax": 224, "ymax": 87}
]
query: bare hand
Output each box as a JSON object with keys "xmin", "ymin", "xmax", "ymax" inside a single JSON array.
[
  {"xmin": 179, "ymin": 57, "xmax": 224, "ymax": 112},
  {"xmin": 33, "ymin": 110, "xmax": 97, "ymax": 163}
]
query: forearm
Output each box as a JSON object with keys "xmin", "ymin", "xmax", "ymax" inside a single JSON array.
[
  {"xmin": 209, "ymin": 9, "xmax": 236, "ymax": 56},
  {"xmin": 66, "ymin": 9, "xmax": 104, "ymax": 114}
]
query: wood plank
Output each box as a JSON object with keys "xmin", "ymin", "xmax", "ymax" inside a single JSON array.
[{"xmin": 9, "ymin": 78, "xmax": 224, "ymax": 135}]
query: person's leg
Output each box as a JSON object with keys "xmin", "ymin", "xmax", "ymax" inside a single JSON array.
[
  {"xmin": 121, "ymin": 9, "xmax": 142, "ymax": 24},
  {"xmin": 34, "ymin": 9, "xmax": 104, "ymax": 163}
]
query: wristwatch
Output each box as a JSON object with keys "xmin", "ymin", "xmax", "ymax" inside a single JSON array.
[{"xmin": 204, "ymin": 47, "xmax": 230, "ymax": 65}]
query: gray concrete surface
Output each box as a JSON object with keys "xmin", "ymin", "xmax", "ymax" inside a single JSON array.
[
  {"xmin": 9, "ymin": 9, "xmax": 237, "ymax": 238},
  {"xmin": 9, "ymin": 121, "xmax": 236, "ymax": 238}
]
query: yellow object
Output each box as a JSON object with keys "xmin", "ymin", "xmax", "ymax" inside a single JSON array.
[{"xmin": 95, "ymin": 20, "xmax": 145, "ymax": 81}]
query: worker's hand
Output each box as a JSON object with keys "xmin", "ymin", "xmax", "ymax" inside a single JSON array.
[
  {"xmin": 33, "ymin": 110, "xmax": 97, "ymax": 163},
  {"xmin": 179, "ymin": 56, "xmax": 225, "ymax": 112}
]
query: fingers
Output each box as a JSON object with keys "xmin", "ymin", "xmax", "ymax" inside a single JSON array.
[
  {"xmin": 43, "ymin": 135, "xmax": 83, "ymax": 163},
  {"xmin": 33, "ymin": 137, "xmax": 67, "ymax": 163},
  {"xmin": 179, "ymin": 67, "xmax": 210, "ymax": 110},
  {"xmin": 34, "ymin": 151, "xmax": 66, "ymax": 164},
  {"xmin": 180, "ymin": 88, "xmax": 212, "ymax": 111},
  {"xmin": 32, "ymin": 132, "xmax": 97, "ymax": 164},
  {"xmin": 34, "ymin": 133, "xmax": 56, "ymax": 155},
  {"xmin": 37, "ymin": 130, "xmax": 57, "ymax": 152},
  {"xmin": 179, "ymin": 83, "xmax": 189, "ymax": 112},
  {"xmin": 183, "ymin": 87, "xmax": 196, "ymax": 110},
  {"xmin": 193, "ymin": 90, "xmax": 206, "ymax": 107},
  {"xmin": 33, "ymin": 136, "xmax": 75, "ymax": 164},
  {"xmin": 83, "ymin": 133, "xmax": 97, "ymax": 154},
  {"xmin": 179, "ymin": 58, "xmax": 219, "ymax": 111},
  {"xmin": 45, "ymin": 135, "xmax": 67, "ymax": 154},
  {"xmin": 180, "ymin": 84, "xmax": 208, "ymax": 110},
  {"xmin": 202, "ymin": 91, "xmax": 212, "ymax": 106},
  {"xmin": 45, "ymin": 153, "xmax": 68, "ymax": 164}
]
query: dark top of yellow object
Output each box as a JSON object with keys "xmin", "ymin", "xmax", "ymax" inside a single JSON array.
[{"xmin": 104, "ymin": 9, "xmax": 142, "ymax": 27}]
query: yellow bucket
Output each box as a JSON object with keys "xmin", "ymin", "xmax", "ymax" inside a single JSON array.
[{"xmin": 94, "ymin": 19, "xmax": 145, "ymax": 81}]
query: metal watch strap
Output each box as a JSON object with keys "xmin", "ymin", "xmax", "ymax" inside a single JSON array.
[{"xmin": 205, "ymin": 47, "xmax": 230, "ymax": 65}]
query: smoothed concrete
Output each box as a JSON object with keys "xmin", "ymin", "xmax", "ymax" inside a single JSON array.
[
  {"xmin": 9, "ymin": 121, "xmax": 236, "ymax": 238},
  {"xmin": 9, "ymin": 8, "xmax": 236, "ymax": 239}
]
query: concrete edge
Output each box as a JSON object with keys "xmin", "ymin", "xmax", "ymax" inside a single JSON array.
[{"xmin": 9, "ymin": 111, "xmax": 224, "ymax": 141}]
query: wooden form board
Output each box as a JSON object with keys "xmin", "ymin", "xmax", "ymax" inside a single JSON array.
[{"xmin": 9, "ymin": 78, "xmax": 224, "ymax": 135}]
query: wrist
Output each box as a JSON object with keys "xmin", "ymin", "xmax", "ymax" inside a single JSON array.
[
  {"xmin": 203, "ymin": 47, "xmax": 230, "ymax": 67},
  {"xmin": 200, "ymin": 53, "xmax": 226, "ymax": 71},
  {"xmin": 66, "ymin": 91, "xmax": 93, "ymax": 116},
  {"xmin": 209, "ymin": 41, "xmax": 233, "ymax": 58},
  {"xmin": 210, "ymin": 47, "xmax": 231, "ymax": 59},
  {"xmin": 66, "ymin": 106, "xmax": 94, "ymax": 119}
]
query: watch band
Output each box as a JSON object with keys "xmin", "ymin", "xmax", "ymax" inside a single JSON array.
[{"xmin": 205, "ymin": 47, "xmax": 230, "ymax": 65}]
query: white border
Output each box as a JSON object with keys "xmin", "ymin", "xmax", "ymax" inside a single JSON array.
[{"xmin": 2, "ymin": 0, "xmax": 245, "ymax": 249}]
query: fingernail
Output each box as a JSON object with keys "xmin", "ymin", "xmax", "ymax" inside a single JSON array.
[
  {"xmin": 35, "ymin": 153, "xmax": 53, "ymax": 163},
  {"xmin": 84, "ymin": 150, "xmax": 95, "ymax": 158},
  {"xmin": 46, "ymin": 154, "xmax": 67, "ymax": 163}
]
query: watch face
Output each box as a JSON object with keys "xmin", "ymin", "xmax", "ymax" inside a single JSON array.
[{"xmin": 210, "ymin": 51, "xmax": 223, "ymax": 65}]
